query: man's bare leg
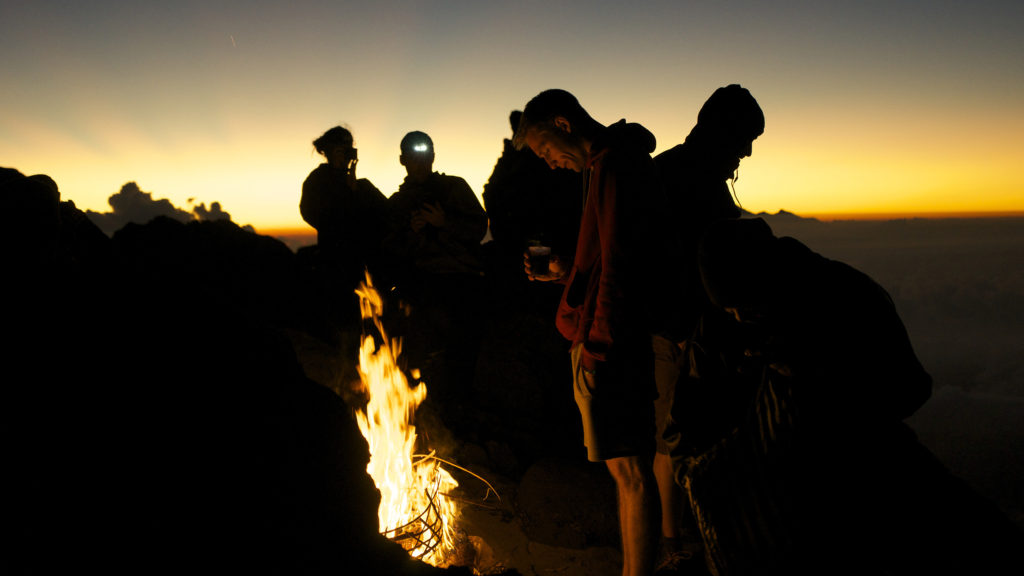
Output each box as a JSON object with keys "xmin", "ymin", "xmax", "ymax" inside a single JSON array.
[
  {"xmin": 653, "ymin": 451, "xmax": 683, "ymax": 540},
  {"xmin": 607, "ymin": 455, "xmax": 659, "ymax": 576}
]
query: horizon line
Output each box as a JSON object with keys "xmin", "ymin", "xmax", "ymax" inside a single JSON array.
[
  {"xmin": 258, "ymin": 209, "xmax": 1024, "ymax": 236},
  {"xmin": 792, "ymin": 210, "xmax": 1024, "ymax": 222}
]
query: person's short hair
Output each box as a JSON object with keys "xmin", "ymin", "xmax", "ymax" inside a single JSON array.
[
  {"xmin": 400, "ymin": 131, "xmax": 434, "ymax": 155},
  {"xmin": 313, "ymin": 126, "xmax": 353, "ymax": 156},
  {"xmin": 694, "ymin": 84, "xmax": 765, "ymax": 143},
  {"xmin": 512, "ymin": 89, "xmax": 595, "ymax": 150}
]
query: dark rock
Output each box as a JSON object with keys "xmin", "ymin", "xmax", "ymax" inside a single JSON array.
[
  {"xmin": 515, "ymin": 457, "xmax": 619, "ymax": 549},
  {"xmin": 1, "ymin": 167, "xmax": 61, "ymax": 271},
  {"xmin": 111, "ymin": 216, "xmax": 302, "ymax": 330}
]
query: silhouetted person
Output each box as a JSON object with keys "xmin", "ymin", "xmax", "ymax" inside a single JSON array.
[
  {"xmin": 668, "ymin": 217, "xmax": 1024, "ymax": 575},
  {"xmin": 650, "ymin": 84, "xmax": 764, "ymax": 573},
  {"xmin": 382, "ymin": 131, "xmax": 488, "ymax": 424},
  {"xmin": 300, "ymin": 126, "xmax": 388, "ymax": 293},
  {"xmin": 482, "ymin": 110, "xmax": 581, "ymax": 310},
  {"xmin": 514, "ymin": 89, "xmax": 670, "ymax": 576}
]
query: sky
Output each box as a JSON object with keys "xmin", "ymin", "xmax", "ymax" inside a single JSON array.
[{"xmin": 3, "ymin": 1, "xmax": 1023, "ymax": 233}]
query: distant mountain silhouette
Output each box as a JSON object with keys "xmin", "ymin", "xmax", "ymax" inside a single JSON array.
[{"xmin": 741, "ymin": 207, "xmax": 820, "ymax": 222}]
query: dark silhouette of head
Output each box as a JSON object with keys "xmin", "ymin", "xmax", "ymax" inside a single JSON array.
[
  {"xmin": 512, "ymin": 89, "xmax": 600, "ymax": 172},
  {"xmin": 688, "ymin": 84, "xmax": 764, "ymax": 179},
  {"xmin": 509, "ymin": 110, "xmax": 523, "ymax": 135},
  {"xmin": 399, "ymin": 131, "xmax": 435, "ymax": 183},
  {"xmin": 313, "ymin": 126, "xmax": 356, "ymax": 170}
]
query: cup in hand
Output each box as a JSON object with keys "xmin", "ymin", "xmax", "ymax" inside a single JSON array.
[{"xmin": 528, "ymin": 245, "xmax": 552, "ymax": 274}]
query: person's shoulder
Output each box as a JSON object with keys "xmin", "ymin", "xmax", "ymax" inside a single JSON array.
[
  {"xmin": 309, "ymin": 163, "xmax": 332, "ymax": 175},
  {"xmin": 304, "ymin": 163, "xmax": 331, "ymax": 179},
  {"xmin": 434, "ymin": 172, "xmax": 473, "ymax": 192},
  {"xmin": 355, "ymin": 178, "xmax": 383, "ymax": 193},
  {"xmin": 654, "ymin": 143, "xmax": 689, "ymax": 165},
  {"xmin": 434, "ymin": 171, "xmax": 468, "ymax": 184},
  {"xmin": 302, "ymin": 163, "xmax": 332, "ymax": 189},
  {"xmin": 604, "ymin": 120, "xmax": 657, "ymax": 154}
]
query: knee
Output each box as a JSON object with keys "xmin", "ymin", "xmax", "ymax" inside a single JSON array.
[{"xmin": 607, "ymin": 457, "xmax": 653, "ymax": 492}]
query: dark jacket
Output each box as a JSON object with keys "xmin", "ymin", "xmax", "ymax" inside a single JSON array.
[
  {"xmin": 300, "ymin": 163, "xmax": 388, "ymax": 273},
  {"xmin": 654, "ymin": 139, "xmax": 742, "ymax": 341},
  {"xmin": 383, "ymin": 171, "xmax": 487, "ymax": 277},
  {"xmin": 482, "ymin": 138, "xmax": 582, "ymax": 265}
]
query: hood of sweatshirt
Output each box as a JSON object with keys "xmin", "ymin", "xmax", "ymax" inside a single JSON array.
[{"xmin": 597, "ymin": 119, "xmax": 657, "ymax": 155}]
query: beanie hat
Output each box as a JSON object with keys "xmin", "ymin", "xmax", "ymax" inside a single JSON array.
[{"xmin": 400, "ymin": 131, "xmax": 434, "ymax": 155}]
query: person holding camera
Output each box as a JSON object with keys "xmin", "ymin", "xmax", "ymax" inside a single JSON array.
[{"xmin": 300, "ymin": 125, "xmax": 389, "ymax": 289}]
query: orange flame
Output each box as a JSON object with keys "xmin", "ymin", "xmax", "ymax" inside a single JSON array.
[{"xmin": 354, "ymin": 272, "xmax": 459, "ymax": 565}]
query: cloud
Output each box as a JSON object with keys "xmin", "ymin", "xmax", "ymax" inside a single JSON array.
[
  {"xmin": 85, "ymin": 182, "xmax": 235, "ymax": 235},
  {"xmin": 193, "ymin": 201, "xmax": 232, "ymax": 222}
]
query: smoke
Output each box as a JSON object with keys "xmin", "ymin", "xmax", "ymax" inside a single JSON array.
[{"xmin": 85, "ymin": 181, "xmax": 234, "ymax": 236}]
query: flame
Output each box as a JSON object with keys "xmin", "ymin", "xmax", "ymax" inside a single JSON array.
[{"xmin": 353, "ymin": 272, "xmax": 459, "ymax": 565}]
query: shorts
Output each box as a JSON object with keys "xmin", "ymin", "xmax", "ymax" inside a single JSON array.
[
  {"xmin": 571, "ymin": 341, "xmax": 656, "ymax": 462},
  {"xmin": 652, "ymin": 334, "xmax": 685, "ymax": 454}
]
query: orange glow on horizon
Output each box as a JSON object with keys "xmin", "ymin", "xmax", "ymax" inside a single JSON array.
[
  {"xmin": 6, "ymin": 94, "xmax": 1023, "ymax": 232},
  {"xmin": 5, "ymin": 3, "xmax": 1023, "ymax": 232},
  {"xmin": 797, "ymin": 210, "xmax": 1024, "ymax": 221}
]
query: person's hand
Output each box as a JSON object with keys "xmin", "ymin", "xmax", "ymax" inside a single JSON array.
[
  {"xmin": 419, "ymin": 202, "xmax": 445, "ymax": 227},
  {"xmin": 524, "ymin": 251, "xmax": 568, "ymax": 282},
  {"xmin": 346, "ymin": 158, "xmax": 358, "ymax": 189}
]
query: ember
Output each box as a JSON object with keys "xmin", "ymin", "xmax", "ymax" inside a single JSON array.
[{"xmin": 354, "ymin": 272, "xmax": 459, "ymax": 566}]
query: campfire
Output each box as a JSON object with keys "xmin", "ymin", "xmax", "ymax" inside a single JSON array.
[{"xmin": 353, "ymin": 272, "xmax": 460, "ymax": 566}]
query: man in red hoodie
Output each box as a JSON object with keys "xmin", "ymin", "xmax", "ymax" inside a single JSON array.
[{"xmin": 515, "ymin": 89, "xmax": 669, "ymax": 576}]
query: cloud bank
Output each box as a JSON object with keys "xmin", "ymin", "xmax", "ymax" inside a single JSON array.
[{"xmin": 85, "ymin": 182, "xmax": 237, "ymax": 236}]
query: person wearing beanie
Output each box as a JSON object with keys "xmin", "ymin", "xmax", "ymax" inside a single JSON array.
[
  {"xmin": 649, "ymin": 85, "xmax": 764, "ymax": 575},
  {"xmin": 384, "ymin": 130, "xmax": 487, "ymax": 280},
  {"xmin": 381, "ymin": 130, "xmax": 488, "ymax": 427}
]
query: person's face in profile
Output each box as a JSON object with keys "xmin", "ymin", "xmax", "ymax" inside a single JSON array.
[
  {"xmin": 525, "ymin": 122, "xmax": 587, "ymax": 172},
  {"xmin": 712, "ymin": 133, "xmax": 756, "ymax": 179}
]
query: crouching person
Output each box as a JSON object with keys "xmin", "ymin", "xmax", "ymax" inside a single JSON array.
[{"xmin": 665, "ymin": 217, "xmax": 1024, "ymax": 575}]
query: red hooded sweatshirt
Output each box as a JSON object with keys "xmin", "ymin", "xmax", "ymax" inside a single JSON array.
[{"xmin": 556, "ymin": 120, "xmax": 667, "ymax": 371}]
